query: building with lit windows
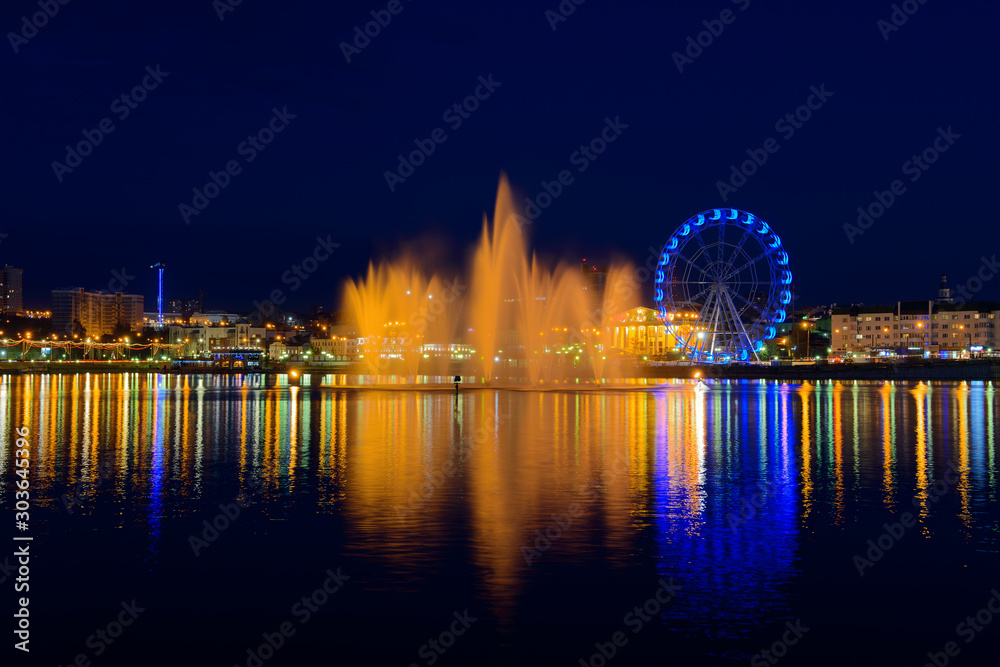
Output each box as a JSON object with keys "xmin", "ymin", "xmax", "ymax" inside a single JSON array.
[
  {"xmin": 211, "ymin": 349, "xmax": 264, "ymax": 369},
  {"xmin": 168, "ymin": 322, "xmax": 267, "ymax": 356},
  {"xmin": 51, "ymin": 287, "xmax": 144, "ymax": 337},
  {"xmin": 831, "ymin": 301, "xmax": 997, "ymax": 358},
  {"xmin": 829, "ymin": 273, "xmax": 999, "ymax": 358},
  {"xmin": 146, "ymin": 311, "xmax": 241, "ymax": 327},
  {"xmin": 0, "ymin": 266, "xmax": 23, "ymax": 315},
  {"xmin": 609, "ymin": 307, "xmax": 702, "ymax": 357},
  {"xmin": 580, "ymin": 260, "xmax": 607, "ymax": 301},
  {"xmin": 269, "ymin": 341, "xmax": 308, "ymax": 362},
  {"xmin": 310, "ymin": 336, "xmax": 359, "ymax": 360}
]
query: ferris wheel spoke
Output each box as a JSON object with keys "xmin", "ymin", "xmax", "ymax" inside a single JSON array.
[
  {"xmin": 710, "ymin": 299, "xmax": 725, "ymax": 355},
  {"xmin": 675, "ymin": 250, "xmax": 714, "ymax": 280},
  {"xmin": 715, "ymin": 297, "xmax": 735, "ymax": 353},
  {"xmin": 729, "ymin": 291, "xmax": 768, "ymax": 322},
  {"xmin": 701, "ymin": 291, "xmax": 724, "ymax": 355},
  {"xmin": 688, "ymin": 228, "xmax": 710, "ymax": 255},
  {"xmin": 721, "ymin": 287, "xmax": 760, "ymax": 360},
  {"xmin": 715, "ymin": 293, "xmax": 740, "ymax": 353},
  {"xmin": 690, "ymin": 289, "xmax": 717, "ymax": 354},
  {"xmin": 719, "ymin": 292, "xmax": 750, "ymax": 354},
  {"xmin": 722, "ymin": 228, "xmax": 754, "ymax": 269},
  {"xmin": 719, "ymin": 247, "xmax": 775, "ymax": 283},
  {"xmin": 694, "ymin": 287, "xmax": 715, "ymax": 321},
  {"xmin": 680, "ymin": 282, "xmax": 716, "ymax": 309}
]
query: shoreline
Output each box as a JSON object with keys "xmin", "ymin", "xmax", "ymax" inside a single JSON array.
[{"xmin": 1, "ymin": 359, "xmax": 997, "ymax": 382}]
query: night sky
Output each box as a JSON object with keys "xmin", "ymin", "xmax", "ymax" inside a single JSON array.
[{"xmin": 3, "ymin": 0, "xmax": 997, "ymax": 313}]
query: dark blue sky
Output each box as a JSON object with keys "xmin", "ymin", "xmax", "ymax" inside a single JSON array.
[{"xmin": 3, "ymin": 0, "xmax": 997, "ymax": 312}]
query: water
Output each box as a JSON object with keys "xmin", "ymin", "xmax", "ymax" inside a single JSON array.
[{"xmin": 3, "ymin": 374, "xmax": 998, "ymax": 666}]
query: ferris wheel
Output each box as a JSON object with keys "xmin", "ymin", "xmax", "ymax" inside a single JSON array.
[{"xmin": 653, "ymin": 208, "xmax": 791, "ymax": 363}]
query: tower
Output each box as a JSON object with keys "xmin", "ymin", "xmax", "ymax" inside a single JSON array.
[
  {"xmin": 935, "ymin": 271, "xmax": 953, "ymax": 304},
  {"xmin": 151, "ymin": 262, "xmax": 166, "ymax": 327}
]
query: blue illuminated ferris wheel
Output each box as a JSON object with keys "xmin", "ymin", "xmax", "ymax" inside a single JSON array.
[{"xmin": 653, "ymin": 208, "xmax": 791, "ymax": 363}]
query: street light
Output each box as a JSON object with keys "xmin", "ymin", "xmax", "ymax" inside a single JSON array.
[{"xmin": 800, "ymin": 321, "xmax": 814, "ymax": 359}]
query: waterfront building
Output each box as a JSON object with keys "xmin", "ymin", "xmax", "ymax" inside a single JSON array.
[
  {"xmin": 830, "ymin": 273, "xmax": 999, "ymax": 358},
  {"xmin": 831, "ymin": 301, "xmax": 997, "ymax": 357},
  {"xmin": 269, "ymin": 341, "xmax": 308, "ymax": 361},
  {"xmin": 51, "ymin": 287, "xmax": 144, "ymax": 337},
  {"xmin": 310, "ymin": 336, "xmax": 359, "ymax": 360},
  {"xmin": 0, "ymin": 266, "xmax": 23, "ymax": 315},
  {"xmin": 609, "ymin": 307, "xmax": 702, "ymax": 357},
  {"xmin": 211, "ymin": 348, "xmax": 264, "ymax": 369},
  {"xmin": 168, "ymin": 322, "xmax": 267, "ymax": 356},
  {"xmin": 148, "ymin": 311, "xmax": 242, "ymax": 327}
]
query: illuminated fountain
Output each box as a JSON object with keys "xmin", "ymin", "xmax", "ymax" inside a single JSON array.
[
  {"xmin": 468, "ymin": 176, "xmax": 523, "ymax": 383},
  {"xmin": 343, "ymin": 173, "xmax": 636, "ymax": 386},
  {"xmin": 343, "ymin": 260, "xmax": 459, "ymax": 378},
  {"xmin": 584, "ymin": 262, "xmax": 640, "ymax": 383},
  {"xmin": 343, "ymin": 262, "xmax": 393, "ymax": 376}
]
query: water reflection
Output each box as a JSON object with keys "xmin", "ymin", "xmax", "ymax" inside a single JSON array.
[{"xmin": 1, "ymin": 374, "xmax": 998, "ymax": 641}]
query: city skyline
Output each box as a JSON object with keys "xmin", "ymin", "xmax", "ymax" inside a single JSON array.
[{"xmin": 4, "ymin": 257, "xmax": 997, "ymax": 318}]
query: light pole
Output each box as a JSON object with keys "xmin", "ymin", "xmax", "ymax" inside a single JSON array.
[{"xmin": 855, "ymin": 317, "xmax": 863, "ymax": 358}]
